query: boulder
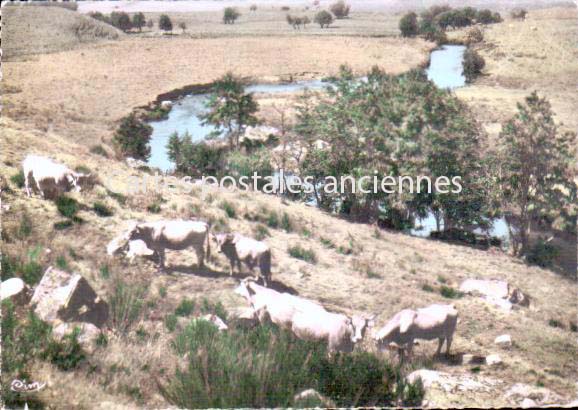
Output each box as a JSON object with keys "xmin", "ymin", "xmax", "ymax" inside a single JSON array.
[
  {"xmin": 1, "ymin": 277, "xmax": 30, "ymax": 304},
  {"xmin": 521, "ymin": 398, "xmax": 537, "ymax": 408},
  {"xmin": 293, "ymin": 388, "xmax": 335, "ymax": 408},
  {"xmin": 30, "ymin": 267, "xmax": 108, "ymax": 328},
  {"xmin": 494, "ymin": 334, "xmax": 512, "ymax": 348},
  {"xmin": 53, "ymin": 322, "xmax": 102, "ymax": 354},
  {"xmin": 460, "ymin": 279, "xmax": 509, "ymax": 299},
  {"xmin": 485, "ymin": 354, "xmax": 503, "ymax": 366}
]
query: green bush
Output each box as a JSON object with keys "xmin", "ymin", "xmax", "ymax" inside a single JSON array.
[
  {"xmin": 422, "ymin": 283, "xmax": 434, "ymax": 292},
  {"xmin": 56, "ymin": 255, "xmax": 68, "ymax": 270},
  {"xmin": 175, "ymin": 299, "xmax": 196, "ymax": 317},
  {"xmin": 54, "ymin": 220, "xmax": 74, "ymax": 230},
  {"xmin": 42, "ymin": 327, "xmax": 86, "ymax": 371},
  {"xmin": 439, "ymin": 285, "xmax": 463, "ymax": 299},
  {"xmin": 109, "ymin": 280, "xmax": 146, "ymax": 334},
  {"xmin": 159, "ymin": 14, "xmax": 173, "ymax": 32},
  {"xmin": 55, "ymin": 195, "xmax": 80, "ymax": 218},
  {"xmin": 10, "ymin": 170, "xmax": 25, "ymax": 188},
  {"xmin": 399, "ymin": 12, "xmax": 419, "ymax": 37},
  {"xmin": 223, "ymin": 7, "xmax": 240, "ymax": 24},
  {"xmin": 90, "ymin": 144, "xmax": 109, "ymax": 157},
  {"xmin": 330, "ymin": 1, "xmax": 350, "ymax": 19},
  {"xmin": 147, "ymin": 202, "xmax": 162, "ymax": 213},
  {"xmin": 253, "ymin": 224, "xmax": 270, "ymax": 240},
  {"xmin": 462, "ymin": 49, "xmax": 485, "ymax": 82},
  {"xmin": 526, "ymin": 239, "xmax": 559, "ymax": 268},
  {"xmin": 314, "ymin": 10, "xmax": 333, "ymax": 28},
  {"xmin": 220, "ymin": 201, "xmax": 236, "ymax": 218},
  {"xmin": 161, "ymin": 321, "xmax": 423, "ymax": 408},
  {"xmin": 113, "ymin": 113, "xmax": 153, "ymax": 160},
  {"xmin": 2, "ymin": 248, "xmax": 43, "ymax": 285},
  {"xmin": 288, "ymin": 245, "xmax": 317, "ymax": 264},
  {"xmin": 93, "ymin": 201, "xmax": 114, "ymax": 217},
  {"xmin": 266, "ymin": 211, "xmax": 279, "ymax": 228}
]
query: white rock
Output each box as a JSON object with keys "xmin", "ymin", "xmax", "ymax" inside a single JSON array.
[
  {"xmin": 485, "ymin": 354, "xmax": 502, "ymax": 366},
  {"xmin": 160, "ymin": 100, "xmax": 173, "ymax": 108},
  {"xmin": 294, "ymin": 388, "xmax": 335, "ymax": 407},
  {"xmin": 1, "ymin": 277, "xmax": 27, "ymax": 302},
  {"xmin": 494, "ymin": 334, "xmax": 512, "ymax": 348},
  {"xmin": 30, "ymin": 267, "xmax": 108, "ymax": 328},
  {"xmin": 521, "ymin": 398, "xmax": 537, "ymax": 408},
  {"xmin": 460, "ymin": 279, "xmax": 509, "ymax": 299},
  {"xmin": 506, "ymin": 383, "xmax": 562, "ymax": 404},
  {"xmin": 485, "ymin": 296, "xmax": 513, "ymax": 312}
]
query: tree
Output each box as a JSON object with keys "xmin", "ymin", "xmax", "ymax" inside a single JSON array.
[
  {"xmin": 166, "ymin": 131, "xmax": 225, "ymax": 177},
  {"xmin": 159, "ymin": 14, "xmax": 173, "ymax": 33},
  {"xmin": 314, "ymin": 10, "xmax": 333, "ymax": 28},
  {"xmin": 497, "ymin": 93, "xmax": 576, "ymax": 256},
  {"xmin": 462, "ymin": 49, "xmax": 485, "ymax": 82},
  {"xmin": 179, "ymin": 21, "xmax": 187, "ymax": 33},
  {"xmin": 201, "ymin": 73, "xmax": 259, "ymax": 149},
  {"xmin": 132, "ymin": 12, "xmax": 146, "ymax": 32},
  {"xmin": 223, "ymin": 7, "xmax": 240, "ymax": 24},
  {"xmin": 399, "ymin": 12, "xmax": 419, "ymax": 37},
  {"xmin": 110, "ymin": 12, "xmax": 132, "ymax": 32},
  {"xmin": 330, "ymin": 1, "xmax": 350, "ymax": 19},
  {"xmin": 476, "ymin": 9, "xmax": 501, "ymax": 24},
  {"xmin": 113, "ymin": 113, "xmax": 153, "ymax": 160}
]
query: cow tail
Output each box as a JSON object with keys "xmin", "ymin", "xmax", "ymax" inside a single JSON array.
[
  {"xmin": 260, "ymin": 250, "xmax": 272, "ymax": 285},
  {"xmin": 205, "ymin": 222, "xmax": 211, "ymax": 260}
]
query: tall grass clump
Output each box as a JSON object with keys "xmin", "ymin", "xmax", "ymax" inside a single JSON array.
[
  {"xmin": 288, "ymin": 245, "xmax": 317, "ymax": 264},
  {"xmin": 108, "ymin": 280, "xmax": 146, "ymax": 334},
  {"xmin": 161, "ymin": 322, "xmax": 423, "ymax": 407}
]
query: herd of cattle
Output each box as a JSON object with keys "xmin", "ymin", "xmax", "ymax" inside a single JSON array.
[{"xmin": 21, "ymin": 154, "xmax": 460, "ymax": 358}]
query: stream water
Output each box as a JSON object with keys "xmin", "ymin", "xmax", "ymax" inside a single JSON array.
[{"xmin": 146, "ymin": 44, "xmax": 509, "ymax": 243}]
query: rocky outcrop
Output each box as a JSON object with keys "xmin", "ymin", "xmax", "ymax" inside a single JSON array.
[
  {"xmin": 459, "ymin": 279, "xmax": 529, "ymax": 311},
  {"xmin": 30, "ymin": 267, "xmax": 108, "ymax": 328},
  {"xmin": 505, "ymin": 383, "xmax": 563, "ymax": 406}
]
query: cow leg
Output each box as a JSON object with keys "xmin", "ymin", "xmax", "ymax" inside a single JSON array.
[
  {"xmin": 35, "ymin": 178, "xmax": 45, "ymax": 199},
  {"xmin": 435, "ymin": 337, "xmax": 444, "ymax": 357},
  {"xmin": 195, "ymin": 245, "xmax": 205, "ymax": 268},
  {"xmin": 25, "ymin": 172, "xmax": 32, "ymax": 197},
  {"xmin": 158, "ymin": 248, "xmax": 166, "ymax": 271},
  {"xmin": 445, "ymin": 335, "xmax": 453, "ymax": 356},
  {"xmin": 229, "ymin": 259, "xmax": 235, "ymax": 276}
]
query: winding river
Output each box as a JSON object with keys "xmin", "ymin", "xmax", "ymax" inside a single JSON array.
[{"xmin": 146, "ymin": 45, "xmax": 509, "ymax": 244}]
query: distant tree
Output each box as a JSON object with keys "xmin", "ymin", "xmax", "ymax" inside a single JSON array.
[
  {"xmin": 314, "ymin": 10, "xmax": 333, "ymax": 28},
  {"xmin": 330, "ymin": 1, "xmax": 350, "ymax": 19},
  {"xmin": 132, "ymin": 12, "xmax": 146, "ymax": 32},
  {"xmin": 476, "ymin": 9, "xmax": 501, "ymax": 24},
  {"xmin": 179, "ymin": 21, "xmax": 187, "ymax": 33},
  {"xmin": 167, "ymin": 131, "xmax": 226, "ymax": 177},
  {"xmin": 399, "ymin": 12, "xmax": 419, "ymax": 37},
  {"xmin": 462, "ymin": 49, "xmax": 485, "ymax": 82},
  {"xmin": 201, "ymin": 73, "xmax": 259, "ymax": 149},
  {"xmin": 223, "ymin": 7, "xmax": 240, "ymax": 24},
  {"xmin": 146, "ymin": 19, "xmax": 154, "ymax": 29},
  {"xmin": 113, "ymin": 113, "xmax": 153, "ymax": 160},
  {"xmin": 89, "ymin": 11, "xmax": 109, "ymax": 24},
  {"xmin": 110, "ymin": 11, "xmax": 132, "ymax": 32},
  {"xmin": 510, "ymin": 8, "xmax": 527, "ymax": 20},
  {"xmin": 466, "ymin": 27, "xmax": 484, "ymax": 44},
  {"xmin": 159, "ymin": 14, "xmax": 173, "ymax": 33},
  {"xmin": 250, "ymin": 4, "xmax": 257, "ymax": 12},
  {"xmin": 497, "ymin": 93, "xmax": 576, "ymax": 255}
]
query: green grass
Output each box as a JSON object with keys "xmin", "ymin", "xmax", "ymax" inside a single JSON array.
[
  {"xmin": 99, "ymin": 264, "xmax": 110, "ymax": 279},
  {"xmin": 147, "ymin": 202, "xmax": 162, "ymax": 213},
  {"xmin": 90, "ymin": 144, "xmax": 109, "ymax": 157},
  {"xmin": 56, "ymin": 255, "xmax": 68, "ymax": 270},
  {"xmin": 55, "ymin": 195, "xmax": 80, "ymax": 218},
  {"xmin": 220, "ymin": 201, "xmax": 237, "ymax": 218},
  {"xmin": 109, "ymin": 280, "xmax": 146, "ymax": 334},
  {"xmin": 1, "ymin": 247, "xmax": 43, "ymax": 285},
  {"xmin": 161, "ymin": 321, "xmax": 424, "ymax": 408},
  {"xmin": 93, "ymin": 201, "xmax": 114, "ymax": 217},
  {"xmin": 281, "ymin": 212, "xmax": 293, "ymax": 232},
  {"xmin": 175, "ymin": 299, "xmax": 196, "ymax": 317},
  {"xmin": 54, "ymin": 220, "xmax": 74, "ymax": 230},
  {"xmin": 320, "ymin": 237, "xmax": 335, "ymax": 248},
  {"xmin": 421, "ymin": 283, "xmax": 434, "ymax": 293},
  {"xmin": 165, "ymin": 314, "xmax": 178, "ymax": 332},
  {"xmin": 17, "ymin": 212, "xmax": 33, "ymax": 239},
  {"xmin": 10, "ymin": 170, "xmax": 25, "ymax": 188},
  {"xmin": 288, "ymin": 245, "xmax": 317, "ymax": 264},
  {"xmin": 439, "ymin": 285, "xmax": 463, "ymax": 299}
]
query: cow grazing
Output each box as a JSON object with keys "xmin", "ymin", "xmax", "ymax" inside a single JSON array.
[
  {"xmin": 292, "ymin": 309, "xmax": 374, "ymax": 353},
  {"xmin": 214, "ymin": 233, "xmax": 271, "ymax": 286},
  {"xmin": 22, "ymin": 154, "xmax": 88, "ymax": 199},
  {"xmin": 374, "ymin": 304, "xmax": 458, "ymax": 359},
  {"xmin": 107, "ymin": 220, "xmax": 210, "ymax": 270}
]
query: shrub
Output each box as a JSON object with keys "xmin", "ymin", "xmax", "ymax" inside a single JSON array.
[
  {"xmin": 132, "ymin": 12, "xmax": 146, "ymax": 32},
  {"xmin": 250, "ymin": 5, "xmax": 257, "ymax": 12},
  {"xmin": 175, "ymin": 299, "xmax": 196, "ymax": 317},
  {"xmin": 147, "ymin": 202, "xmax": 162, "ymax": 213},
  {"xmin": 109, "ymin": 280, "xmax": 145, "ymax": 334},
  {"xmin": 399, "ymin": 12, "xmax": 419, "ymax": 37},
  {"xmin": 314, "ymin": 10, "xmax": 333, "ymax": 28},
  {"xmin": 526, "ymin": 239, "xmax": 559, "ymax": 268},
  {"xmin": 511, "ymin": 8, "xmax": 527, "ymax": 20},
  {"xmin": 281, "ymin": 6, "xmax": 291, "ymax": 11},
  {"xmin": 10, "ymin": 170, "xmax": 25, "ymax": 188},
  {"xmin": 439, "ymin": 285, "xmax": 463, "ymax": 299},
  {"xmin": 93, "ymin": 201, "xmax": 114, "ymax": 217},
  {"xmin": 200, "ymin": 298, "xmax": 228, "ymax": 320},
  {"xmin": 113, "ymin": 113, "xmax": 153, "ymax": 160},
  {"xmin": 330, "ymin": 1, "xmax": 350, "ymax": 19},
  {"xmin": 178, "ymin": 21, "xmax": 187, "ymax": 33},
  {"xmin": 54, "ymin": 220, "xmax": 74, "ymax": 230},
  {"xmin": 223, "ymin": 7, "xmax": 240, "ymax": 24},
  {"xmin": 55, "ymin": 195, "xmax": 79, "ymax": 218},
  {"xmin": 462, "ymin": 49, "xmax": 485, "ymax": 82},
  {"xmin": 110, "ymin": 11, "xmax": 133, "ymax": 32},
  {"xmin": 161, "ymin": 322, "xmax": 423, "ymax": 408},
  {"xmin": 281, "ymin": 212, "xmax": 293, "ymax": 232},
  {"xmin": 90, "ymin": 144, "xmax": 109, "ymax": 157},
  {"xmin": 266, "ymin": 211, "xmax": 279, "ymax": 229},
  {"xmin": 476, "ymin": 9, "xmax": 501, "ymax": 24},
  {"xmin": 422, "ymin": 283, "xmax": 434, "ymax": 292},
  {"xmin": 56, "ymin": 255, "xmax": 68, "ymax": 270},
  {"xmin": 165, "ymin": 314, "xmax": 178, "ymax": 332},
  {"xmin": 254, "ymin": 224, "xmax": 270, "ymax": 240},
  {"xmin": 17, "ymin": 211, "xmax": 33, "ymax": 239},
  {"xmin": 288, "ymin": 245, "xmax": 317, "ymax": 263},
  {"xmin": 42, "ymin": 327, "xmax": 86, "ymax": 371},
  {"xmin": 220, "ymin": 201, "xmax": 236, "ymax": 218},
  {"xmin": 159, "ymin": 14, "xmax": 173, "ymax": 32},
  {"xmin": 548, "ymin": 318, "xmax": 564, "ymax": 329},
  {"xmin": 320, "ymin": 237, "xmax": 335, "ymax": 248}
]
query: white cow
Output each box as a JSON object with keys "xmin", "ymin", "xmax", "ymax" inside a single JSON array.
[
  {"xmin": 213, "ymin": 233, "xmax": 272, "ymax": 286},
  {"xmin": 192, "ymin": 314, "xmax": 228, "ymax": 331},
  {"xmin": 22, "ymin": 154, "xmax": 88, "ymax": 199},
  {"xmin": 374, "ymin": 304, "xmax": 458, "ymax": 358},
  {"xmin": 235, "ymin": 279, "xmax": 373, "ymax": 352},
  {"xmin": 107, "ymin": 220, "xmax": 210, "ymax": 270}
]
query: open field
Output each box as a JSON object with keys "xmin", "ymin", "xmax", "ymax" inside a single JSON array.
[{"xmin": 2, "ymin": 3, "xmax": 577, "ymax": 408}]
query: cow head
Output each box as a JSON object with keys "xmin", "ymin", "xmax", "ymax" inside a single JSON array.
[
  {"xmin": 106, "ymin": 221, "xmax": 139, "ymax": 256},
  {"xmin": 234, "ymin": 279, "xmax": 253, "ymax": 301},
  {"xmin": 213, "ymin": 233, "xmax": 235, "ymax": 253},
  {"xmin": 374, "ymin": 310, "xmax": 417, "ymax": 349},
  {"xmin": 349, "ymin": 314, "xmax": 375, "ymax": 344}
]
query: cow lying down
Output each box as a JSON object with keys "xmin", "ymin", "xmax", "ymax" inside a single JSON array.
[
  {"xmin": 107, "ymin": 220, "xmax": 210, "ymax": 270},
  {"xmin": 374, "ymin": 304, "xmax": 458, "ymax": 359}
]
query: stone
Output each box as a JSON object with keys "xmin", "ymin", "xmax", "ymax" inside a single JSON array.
[
  {"xmin": 506, "ymin": 383, "xmax": 563, "ymax": 405},
  {"xmin": 485, "ymin": 354, "xmax": 502, "ymax": 366},
  {"xmin": 293, "ymin": 388, "xmax": 335, "ymax": 408},
  {"xmin": 461, "ymin": 354, "xmax": 485, "ymax": 365},
  {"xmin": 521, "ymin": 398, "xmax": 537, "ymax": 408},
  {"xmin": 460, "ymin": 279, "xmax": 510, "ymax": 299},
  {"xmin": 1, "ymin": 277, "xmax": 29, "ymax": 304},
  {"xmin": 30, "ymin": 267, "xmax": 108, "ymax": 328},
  {"xmin": 53, "ymin": 322, "xmax": 101, "ymax": 354},
  {"xmin": 494, "ymin": 334, "xmax": 512, "ymax": 348}
]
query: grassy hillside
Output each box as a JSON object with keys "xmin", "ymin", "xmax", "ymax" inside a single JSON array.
[{"xmin": 3, "ymin": 5, "xmax": 124, "ymax": 59}]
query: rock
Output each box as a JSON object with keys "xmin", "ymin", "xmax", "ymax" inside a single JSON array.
[
  {"xmin": 521, "ymin": 398, "xmax": 537, "ymax": 408},
  {"xmin": 242, "ymin": 125, "xmax": 280, "ymax": 143},
  {"xmin": 461, "ymin": 354, "xmax": 485, "ymax": 365},
  {"xmin": 30, "ymin": 267, "xmax": 108, "ymax": 328},
  {"xmin": 125, "ymin": 157, "xmax": 148, "ymax": 169},
  {"xmin": 485, "ymin": 354, "xmax": 503, "ymax": 366},
  {"xmin": 293, "ymin": 388, "xmax": 335, "ymax": 408},
  {"xmin": 460, "ymin": 279, "xmax": 509, "ymax": 299},
  {"xmin": 506, "ymin": 383, "xmax": 563, "ymax": 405},
  {"xmin": 53, "ymin": 322, "xmax": 101, "ymax": 354},
  {"xmin": 494, "ymin": 334, "xmax": 512, "ymax": 348},
  {"xmin": 1, "ymin": 277, "xmax": 30, "ymax": 304},
  {"xmin": 407, "ymin": 369, "xmax": 501, "ymax": 393},
  {"xmin": 160, "ymin": 100, "xmax": 173, "ymax": 108}
]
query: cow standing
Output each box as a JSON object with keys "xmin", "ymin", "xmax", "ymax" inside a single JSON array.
[
  {"xmin": 107, "ymin": 220, "xmax": 210, "ymax": 270},
  {"xmin": 214, "ymin": 233, "xmax": 272, "ymax": 286},
  {"xmin": 22, "ymin": 154, "xmax": 89, "ymax": 199},
  {"xmin": 374, "ymin": 304, "xmax": 458, "ymax": 359}
]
